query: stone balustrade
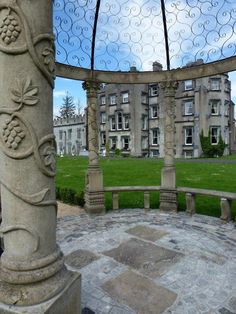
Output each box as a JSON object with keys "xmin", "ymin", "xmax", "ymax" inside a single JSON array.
[
  {"xmin": 104, "ymin": 186, "xmax": 161, "ymax": 211},
  {"xmin": 104, "ymin": 186, "xmax": 236, "ymax": 222}
]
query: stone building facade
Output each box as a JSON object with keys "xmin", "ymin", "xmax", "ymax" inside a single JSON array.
[
  {"xmin": 53, "ymin": 114, "xmax": 87, "ymax": 155},
  {"xmin": 53, "ymin": 63, "xmax": 236, "ymax": 158},
  {"xmin": 97, "ymin": 62, "xmax": 236, "ymax": 158}
]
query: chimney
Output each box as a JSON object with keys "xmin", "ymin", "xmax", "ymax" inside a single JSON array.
[
  {"xmin": 130, "ymin": 66, "xmax": 137, "ymax": 72},
  {"xmin": 152, "ymin": 61, "xmax": 163, "ymax": 72}
]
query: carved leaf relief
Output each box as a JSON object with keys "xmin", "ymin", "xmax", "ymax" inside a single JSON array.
[
  {"xmin": 43, "ymin": 145, "xmax": 56, "ymax": 173},
  {"xmin": 11, "ymin": 77, "xmax": 39, "ymax": 107},
  {"xmin": 0, "ymin": 9, "xmax": 21, "ymax": 45},
  {"xmin": 42, "ymin": 47, "xmax": 55, "ymax": 77}
]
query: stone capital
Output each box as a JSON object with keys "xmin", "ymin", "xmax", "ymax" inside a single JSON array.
[
  {"xmin": 82, "ymin": 80, "xmax": 101, "ymax": 98},
  {"xmin": 159, "ymin": 80, "xmax": 178, "ymax": 97}
]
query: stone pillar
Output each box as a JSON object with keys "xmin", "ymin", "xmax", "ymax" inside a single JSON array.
[
  {"xmin": 112, "ymin": 192, "xmax": 119, "ymax": 210},
  {"xmin": 0, "ymin": 1, "xmax": 80, "ymax": 312},
  {"xmin": 159, "ymin": 81, "xmax": 178, "ymax": 211},
  {"xmin": 186, "ymin": 193, "xmax": 196, "ymax": 215},
  {"xmin": 144, "ymin": 191, "xmax": 150, "ymax": 211},
  {"xmin": 220, "ymin": 198, "xmax": 231, "ymax": 222},
  {"xmin": 83, "ymin": 81, "xmax": 105, "ymax": 214}
]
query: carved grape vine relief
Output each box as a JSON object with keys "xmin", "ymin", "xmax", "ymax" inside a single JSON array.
[
  {"xmin": 0, "ymin": 76, "xmax": 56, "ymax": 177},
  {"xmin": 2, "ymin": 118, "xmax": 25, "ymax": 150},
  {"xmin": 0, "ymin": 8, "xmax": 21, "ymax": 45},
  {"xmin": 0, "ymin": 1, "xmax": 55, "ymax": 87}
]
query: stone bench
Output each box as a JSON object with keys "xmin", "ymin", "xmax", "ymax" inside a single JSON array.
[
  {"xmin": 104, "ymin": 186, "xmax": 161, "ymax": 211},
  {"xmin": 104, "ymin": 185, "xmax": 236, "ymax": 222},
  {"xmin": 177, "ymin": 187, "xmax": 236, "ymax": 221}
]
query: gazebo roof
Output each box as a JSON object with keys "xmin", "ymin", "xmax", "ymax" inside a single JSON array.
[{"xmin": 53, "ymin": 0, "xmax": 236, "ymax": 73}]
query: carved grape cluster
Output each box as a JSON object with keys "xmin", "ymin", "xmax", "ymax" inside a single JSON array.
[
  {"xmin": 0, "ymin": 12, "xmax": 21, "ymax": 45},
  {"xmin": 2, "ymin": 119, "xmax": 25, "ymax": 150}
]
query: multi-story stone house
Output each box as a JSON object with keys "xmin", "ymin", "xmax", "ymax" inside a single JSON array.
[
  {"xmin": 53, "ymin": 114, "xmax": 87, "ymax": 155},
  {"xmin": 98, "ymin": 73, "xmax": 149, "ymax": 157},
  {"xmin": 53, "ymin": 62, "xmax": 236, "ymax": 158},
  {"xmin": 97, "ymin": 61, "xmax": 236, "ymax": 158}
]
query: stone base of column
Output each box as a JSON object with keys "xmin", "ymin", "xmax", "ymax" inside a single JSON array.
[
  {"xmin": 84, "ymin": 166, "xmax": 105, "ymax": 214},
  {"xmin": 0, "ymin": 267, "xmax": 81, "ymax": 314},
  {"xmin": 159, "ymin": 188, "xmax": 178, "ymax": 212},
  {"xmin": 85, "ymin": 190, "xmax": 105, "ymax": 214},
  {"xmin": 160, "ymin": 165, "xmax": 177, "ymax": 211}
]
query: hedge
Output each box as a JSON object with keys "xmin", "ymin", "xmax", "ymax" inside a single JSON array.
[{"xmin": 56, "ymin": 186, "xmax": 85, "ymax": 207}]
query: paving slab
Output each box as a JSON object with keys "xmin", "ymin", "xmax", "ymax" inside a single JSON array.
[
  {"xmin": 228, "ymin": 296, "xmax": 236, "ymax": 312},
  {"xmin": 103, "ymin": 238, "xmax": 183, "ymax": 278},
  {"xmin": 65, "ymin": 249, "xmax": 99, "ymax": 269},
  {"xmin": 125, "ymin": 225, "xmax": 168, "ymax": 241},
  {"xmin": 56, "ymin": 208, "xmax": 236, "ymax": 314},
  {"xmin": 102, "ymin": 270, "xmax": 177, "ymax": 314}
]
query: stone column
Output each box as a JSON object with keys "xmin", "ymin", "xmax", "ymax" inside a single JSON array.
[
  {"xmin": 159, "ymin": 81, "xmax": 178, "ymax": 211},
  {"xmin": 83, "ymin": 81, "xmax": 105, "ymax": 214},
  {"xmin": 0, "ymin": 1, "xmax": 80, "ymax": 312}
]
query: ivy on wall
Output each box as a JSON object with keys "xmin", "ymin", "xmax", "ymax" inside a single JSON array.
[{"xmin": 199, "ymin": 130, "xmax": 227, "ymax": 157}]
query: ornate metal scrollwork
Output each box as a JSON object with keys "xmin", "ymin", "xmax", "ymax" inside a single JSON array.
[{"xmin": 53, "ymin": 0, "xmax": 236, "ymax": 71}]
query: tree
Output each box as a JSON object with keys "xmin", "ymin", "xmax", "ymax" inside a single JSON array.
[{"xmin": 59, "ymin": 92, "xmax": 76, "ymax": 118}]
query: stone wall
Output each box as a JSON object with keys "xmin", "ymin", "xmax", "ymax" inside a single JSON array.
[{"xmin": 53, "ymin": 114, "xmax": 87, "ymax": 155}]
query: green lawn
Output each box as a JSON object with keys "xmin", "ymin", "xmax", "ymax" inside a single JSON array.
[{"xmin": 56, "ymin": 156, "xmax": 236, "ymax": 218}]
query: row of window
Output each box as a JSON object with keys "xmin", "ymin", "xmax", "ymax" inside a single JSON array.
[
  {"xmin": 102, "ymin": 100, "xmax": 226, "ymax": 126},
  {"xmin": 100, "ymin": 77, "xmax": 228, "ymax": 107},
  {"xmin": 109, "ymin": 113, "xmax": 130, "ymax": 131},
  {"xmin": 184, "ymin": 78, "xmax": 227, "ymax": 91},
  {"xmin": 101, "ymin": 126, "xmax": 222, "ymax": 150},
  {"xmin": 59, "ymin": 128, "xmax": 83, "ymax": 140},
  {"xmin": 145, "ymin": 78, "xmax": 225, "ymax": 100},
  {"xmin": 184, "ymin": 126, "xmax": 221, "ymax": 145},
  {"xmin": 101, "ymin": 92, "xmax": 129, "ymax": 105},
  {"xmin": 58, "ymin": 142, "xmax": 82, "ymax": 155},
  {"xmin": 149, "ymin": 100, "xmax": 229, "ymax": 118},
  {"xmin": 183, "ymin": 99, "xmax": 229, "ymax": 116},
  {"xmin": 150, "ymin": 126, "xmax": 221, "ymax": 146},
  {"xmin": 101, "ymin": 92, "xmax": 149, "ymax": 105},
  {"xmin": 108, "ymin": 136, "xmax": 130, "ymax": 150}
]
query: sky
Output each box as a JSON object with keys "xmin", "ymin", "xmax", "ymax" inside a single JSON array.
[
  {"xmin": 53, "ymin": 0, "xmax": 236, "ymax": 117},
  {"xmin": 53, "ymin": 77, "xmax": 87, "ymax": 117},
  {"xmin": 53, "ymin": 0, "xmax": 236, "ymax": 71}
]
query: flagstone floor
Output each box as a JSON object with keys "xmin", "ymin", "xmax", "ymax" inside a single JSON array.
[{"xmin": 57, "ymin": 208, "xmax": 236, "ymax": 314}]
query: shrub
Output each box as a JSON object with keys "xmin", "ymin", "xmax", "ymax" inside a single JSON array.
[
  {"xmin": 200, "ymin": 129, "xmax": 227, "ymax": 157},
  {"xmin": 56, "ymin": 186, "xmax": 85, "ymax": 206},
  {"xmin": 105, "ymin": 142, "xmax": 110, "ymax": 157},
  {"xmin": 74, "ymin": 191, "xmax": 85, "ymax": 206},
  {"xmin": 114, "ymin": 148, "xmax": 121, "ymax": 156},
  {"xmin": 216, "ymin": 133, "xmax": 227, "ymax": 157}
]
